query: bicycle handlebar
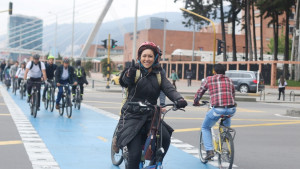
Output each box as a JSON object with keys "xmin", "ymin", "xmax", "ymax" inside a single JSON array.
[{"xmin": 127, "ymin": 101, "xmax": 185, "ymax": 113}]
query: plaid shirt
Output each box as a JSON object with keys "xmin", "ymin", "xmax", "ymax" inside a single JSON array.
[{"xmin": 194, "ymin": 74, "xmax": 235, "ymax": 106}]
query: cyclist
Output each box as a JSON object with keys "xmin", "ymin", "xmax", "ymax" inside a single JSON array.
[
  {"xmin": 42, "ymin": 55, "xmax": 57, "ymax": 102},
  {"xmin": 114, "ymin": 41, "xmax": 187, "ymax": 169},
  {"xmin": 72, "ymin": 59, "xmax": 88, "ymax": 101},
  {"xmin": 24, "ymin": 54, "xmax": 47, "ymax": 111},
  {"xmin": 193, "ymin": 64, "xmax": 236, "ymax": 161},
  {"xmin": 0, "ymin": 60, "xmax": 6, "ymax": 82},
  {"xmin": 55, "ymin": 58, "xmax": 77, "ymax": 109},
  {"xmin": 3, "ymin": 62, "xmax": 12, "ymax": 88},
  {"xmin": 15, "ymin": 62, "xmax": 26, "ymax": 93},
  {"xmin": 10, "ymin": 61, "xmax": 19, "ymax": 90}
]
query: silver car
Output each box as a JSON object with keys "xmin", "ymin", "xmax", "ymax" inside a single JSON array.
[{"xmin": 225, "ymin": 70, "xmax": 265, "ymax": 93}]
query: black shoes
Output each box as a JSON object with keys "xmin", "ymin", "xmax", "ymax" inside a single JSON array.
[{"xmin": 204, "ymin": 150, "xmax": 214, "ymax": 161}]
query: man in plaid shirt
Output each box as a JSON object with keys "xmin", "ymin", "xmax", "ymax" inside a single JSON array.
[{"xmin": 194, "ymin": 64, "xmax": 236, "ymax": 161}]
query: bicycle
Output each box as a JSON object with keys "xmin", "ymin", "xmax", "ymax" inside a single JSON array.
[
  {"xmin": 58, "ymin": 84, "xmax": 72, "ymax": 118},
  {"xmin": 19, "ymin": 79, "xmax": 26, "ymax": 100},
  {"xmin": 44, "ymin": 80, "xmax": 55, "ymax": 112},
  {"xmin": 198, "ymin": 101, "xmax": 236, "ymax": 169},
  {"xmin": 29, "ymin": 81, "xmax": 43, "ymax": 118},
  {"xmin": 73, "ymin": 84, "xmax": 82, "ymax": 110},
  {"xmin": 111, "ymin": 101, "xmax": 184, "ymax": 169}
]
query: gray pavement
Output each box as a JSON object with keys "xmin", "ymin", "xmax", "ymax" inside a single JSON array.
[{"xmin": 0, "ymin": 86, "xmax": 32, "ymax": 169}]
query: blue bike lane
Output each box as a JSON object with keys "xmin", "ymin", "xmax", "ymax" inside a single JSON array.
[{"xmin": 8, "ymin": 92, "xmax": 217, "ymax": 169}]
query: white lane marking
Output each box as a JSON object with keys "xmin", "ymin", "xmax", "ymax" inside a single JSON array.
[
  {"xmin": 275, "ymin": 114, "xmax": 300, "ymax": 119},
  {"xmin": 81, "ymin": 103, "xmax": 239, "ymax": 168},
  {"xmin": 0, "ymin": 86, "xmax": 60, "ymax": 169}
]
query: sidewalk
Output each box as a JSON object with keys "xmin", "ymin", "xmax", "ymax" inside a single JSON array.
[
  {"xmin": 0, "ymin": 85, "xmax": 32, "ymax": 169},
  {"xmin": 89, "ymin": 72, "xmax": 300, "ymax": 103}
]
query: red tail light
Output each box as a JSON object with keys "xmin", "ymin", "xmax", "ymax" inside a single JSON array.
[{"xmin": 253, "ymin": 80, "xmax": 258, "ymax": 84}]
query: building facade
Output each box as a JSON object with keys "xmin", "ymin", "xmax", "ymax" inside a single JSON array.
[{"xmin": 8, "ymin": 14, "xmax": 43, "ymax": 60}]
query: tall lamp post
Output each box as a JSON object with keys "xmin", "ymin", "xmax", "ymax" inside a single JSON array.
[
  {"xmin": 49, "ymin": 12, "xmax": 58, "ymax": 59},
  {"xmin": 161, "ymin": 18, "xmax": 169, "ymax": 61}
]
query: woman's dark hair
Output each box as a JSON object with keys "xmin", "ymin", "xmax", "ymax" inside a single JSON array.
[
  {"xmin": 214, "ymin": 64, "xmax": 226, "ymax": 75},
  {"xmin": 280, "ymin": 75, "xmax": 285, "ymax": 86}
]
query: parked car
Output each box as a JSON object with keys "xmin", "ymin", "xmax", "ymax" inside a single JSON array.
[
  {"xmin": 111, "ymin": 73, "xmax": 120, "ymax": 85},
  {"xmin": 225, "ymin": 70, "xmax": 265, "ymax": 93}
]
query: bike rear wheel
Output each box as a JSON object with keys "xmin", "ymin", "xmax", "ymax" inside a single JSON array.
[
  {"xmin": 218, "ymin": 133, "xmax": 234, "ymax": 169},
  {"xmin": 199, "ymin": 131, "xmax": 209, "ymax": 164},
  {"xmin": 111, "ymin": 127, "xmax": 123, "ymax": 166},
  {"xmin": 13, "ymin": 80, "xmax": 17, "ymax": 95},
  {"xmin": 76, "ymin": 91, "xmax": 81, "ymax": 110}
]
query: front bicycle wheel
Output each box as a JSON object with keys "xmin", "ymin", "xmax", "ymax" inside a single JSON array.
[
  {"xmin": 44, "ymin": 91, "xmax": 49, "ymax": 110},
  {"xmin": 20, "ymin": 85, "xmax": 24, "ymax": 100},
  {"xmin": 59, "ymin": 96, "xmax": 65, "ymax": 116},
  {"xmin": 199, "ymin": 131, "xmax": 208, "ymax": 164},
  {"xmin": 66, "ymin": 96, "xmax": 72, "ymax": 118},
  {"xmin": 14, "ymin": 81, "xmax": 17, "ymax": 95},
  {"xmin": 50, "ymin": 88, "xmax": 55, "ymax": 112},
  {"xmin": 111, "ymin": 127, "xmax": 123, "ymax": 166},
  {"xmin": 32, "ymin": 92, "xmax": 38, "ymax": 118},
  {"xmin": 218, "ymin": 133, "xmax": 234, "ymax": 169}
]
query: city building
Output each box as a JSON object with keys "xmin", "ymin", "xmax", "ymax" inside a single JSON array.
[
  {"xmin": 8, "ymin": 14, "xmax": 43, "ymax": 61},
  {"xmin": 86, "ymin": 44, "xmax": 123, "ymax": 58}
]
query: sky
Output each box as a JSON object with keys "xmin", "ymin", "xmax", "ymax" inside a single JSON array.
[{"xmin": 0, "ymin": 0, "xmax": 185, "ymax": 36}]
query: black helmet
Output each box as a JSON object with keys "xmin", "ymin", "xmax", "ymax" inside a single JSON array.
[
  {"xmin": 33, "ymin": 54, "xmax": 40, "ymax": 60},
  {"xmin": 75, "ymin": 60, "xmax": 81, "ymax": 66}
]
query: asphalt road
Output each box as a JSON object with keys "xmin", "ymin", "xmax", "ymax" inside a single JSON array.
[{"xmin": 82, "ymin": 87, "xmax": 300, "ymax": 169}]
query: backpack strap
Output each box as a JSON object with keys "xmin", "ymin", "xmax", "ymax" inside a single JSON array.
[
  {"xmin": 156, "ymin": 71, "xmax": 161, "ymax": 86},
  {"xmin": 30, "ymin": 61, "xmax": 42, "ymax": 71},
  {"xmin": 135, "ymin": 69, "xmax": 141, "ymax": 83}
]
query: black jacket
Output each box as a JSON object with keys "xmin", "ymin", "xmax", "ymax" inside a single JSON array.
[
  {"xmin": 45, "ymin": 63, "xmax": 57, "ymax": 80},
  {"xmin": 55, "ymin": 65, "xmax": 76, "ymax": 84},
  {"xmin": 116, "ymin": 65, "xmax": 182, "ymax": 148}
]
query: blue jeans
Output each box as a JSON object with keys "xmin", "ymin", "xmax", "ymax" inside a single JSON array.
[
  {"xmin": 202, "ymin": 107, "xmax": 236, "ymax": 151},
  {"xmin": 56, "ymin": 80, "xmax": 70, "ymax": 104}
]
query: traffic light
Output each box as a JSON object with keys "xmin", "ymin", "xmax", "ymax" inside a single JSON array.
[
  {"xmin": 217, "ymin": 39, "xmax": 224, "ymax": 55},
  {"xmin": 102, "ymin": 39, "xmax": 107, "ymax": 49},
  {"xmin": 111, "ymin": 39, "xmax": 118, "ymax": 48},
  {"xmin": 9, "ymin": 2, "xmax": 13, "ymax": 15}
]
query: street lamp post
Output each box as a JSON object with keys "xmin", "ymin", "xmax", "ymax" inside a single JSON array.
[
  {"xmin": 161, "ymin": 18, "xmax": 169, "ymax": 61},
  {"xmin": 49, "ymin": 12, "xmax": 58, "ymax": 59},
  {"xmin": 71, "ymin": 0, "xmax": 75, "ymax": 59}
]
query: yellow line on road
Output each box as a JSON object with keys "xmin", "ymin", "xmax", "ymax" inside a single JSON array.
[
  {"xmin": 166, "ymin": 117, "xmax": 300, "ymax": 122},
  {"xmin": 174, "ymin": 121, "xmax": 300, "ymax": 133},
  {"xmin": 0, "ymin": 140, "xmax": 22, "ymax": 146},
  {"xmin": 84, "ymin": 101, "xmax": 122, "ymax": 105},
  {"xmin": 0, "ymin": 102, "xmax": 6, "ymax": 105},
  {"xmin": 0, "ymin": 114, "xmax": 11, "ymax": 116},
  {"xmin": 97, "ymin": 136, "xmax": 108, "ymax": 142}
]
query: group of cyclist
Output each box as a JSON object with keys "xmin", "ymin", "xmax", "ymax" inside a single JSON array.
[
  {"xmin": 0, "ymin": 54, "xmax": 88, "ymax": 111},
  {"xmin": 111, "ymin": 41, "xmax": 236, "ymax": 169},
  {"xmin": 1, "ymin": 41, "xmax": 236, "ymax": 169}
]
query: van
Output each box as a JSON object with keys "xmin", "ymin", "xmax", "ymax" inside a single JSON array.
[{"xmin": 225, "ymin": 70, "xmax": 265, "ymax": 93}]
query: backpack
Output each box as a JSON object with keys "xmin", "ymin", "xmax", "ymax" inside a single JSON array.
[{"xmin": 30, "ymin": 61, "xmax": 42, "ymax": 71}]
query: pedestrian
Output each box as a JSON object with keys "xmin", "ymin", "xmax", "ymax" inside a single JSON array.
[
  {"xmin": 186, "ymin": 69, "xmax": 192, "ymax": 87},
  {"xmin": 278, "ymin": 75, "xmax": 287, "ymax": 101},
  {"xmin": 170, "ymin": 69, "xmax": 179, "ymax": 89}
]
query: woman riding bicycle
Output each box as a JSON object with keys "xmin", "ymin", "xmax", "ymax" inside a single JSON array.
[
  {"xmin": 15, "ymin": 62, "xmax": 26, "ymax": 92},
  {"xmin": 114, "ymin": 41, "xmax": 187, "ymax": 169}
]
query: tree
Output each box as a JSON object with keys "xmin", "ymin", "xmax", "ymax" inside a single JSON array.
[
  {"xmin": 101, "ymin": 58, "xmax": 114, "ymax": 77},
  {"xmin": 227, "ymin": 0, "xmax": 244, "ymax": 61},
  {"xmin": 279, "ymin": 0, "xmax": 296, "ymax": 78},
  {"xmin": 252, "ymin": 0, "xmax": 258, "ymax": 61},
  {"xmin": 267, "ymin": 31, "xmax": 292, "ymax": 55},
  {"xmin": 257, "ymin": 0, "xmax": 283, "ymax": 61},
  {"xmin": 247, "ymin": 0, "xmax": 254, "ymax": 60},
  {"xmin": 84, "ymin": 60, "xmax": 93, "ymax": 77}
]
